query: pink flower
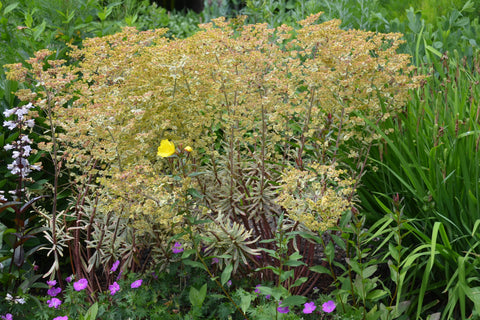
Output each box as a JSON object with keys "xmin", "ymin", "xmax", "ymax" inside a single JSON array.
[
  {"xmin": 322, "ymin": 300, "xmax": 336, "ymax": 313},
  {"xmin": 172, "ymin": 242, "xmax": 183, "ymax": 253},
  {"xmin": 277, "ymin": 301, "xmax": 289, "ymax": 314},
  {"xmin": 130, "ymin": 279, "xmax": 143, "ymax": 289},
  {"xmin": 47, "ymin": 297, "xmax": 62, "ymax": 309},
  {"xmin": 110, "ymin": 260, "xmax": 120, "ymax": 272},
  {"xmin": 303, "ymin": 301, "xmax": 316, "ymax": 314},
  {"xmin": 47, "ymin": 286, "xmax": 62, "ymax": 297},
  {"xmin": 46, "ymin": 280, "xmax": 56, "ymax": 287},
  {"xmin": 73, "ymin": 278, "xmax": 88, "ymax": 291},
  {"xmin": 109, "ymin": 282, "xmax": 120, "ymax": 295},
  {"xmin": 1, "ymin": 314, "xmax": 13, "ymax": 320},
  {"xmin": 65, "ymin": 275, "xmax": 72, "ymax": 283},
  {"xmin": 254, "ymin": 284, "xmax": 261, "ymax": 294},
  {"xmin": 53, "ymin": 317, "xmax": 68, "ymax": 320}
]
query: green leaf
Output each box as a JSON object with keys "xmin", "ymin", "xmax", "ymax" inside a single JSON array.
[
  {"xmin": 221, "ymin": 264, "xmax": 233, "ymax": 286},
  {"xmin": 182, "ymin": 260, "xmax": 207, "ymax": 272},
  {"xmin": 310, "ymin": 265, "xmax": 331, "ymax": 275},
  {"xmin": 280, "ymin": 295, "xmax": 307, "ymax": 307},
  {"xmin": 291, "ymin": 277, "xmax": 308, "ymax": 288},
  {"xmin": 425, "ymin": 45, "xmax": 442, "ymax": 58},
  {"xmin": 279, "ymin": 269, "xmax": 294, "ymax": 282},
  {"xmin": 366, "ymin": 289, "xmax": 388, "ymax": 301},
  {"xmin": 284, "ymin": 259, "xmax": 306, "ymax": 267},
  {"xmin": 331, "ymin": 234, "xmax": 346, "ymax": 251},
  {"xmin": 325, "ymin": 241, "xmax": 335, "ymax": 263},
  {"xmin": 362, "ymin": 265, "xmax": 378, "ymax": 278},
  {"xmin": 189, "ymin": 284, "xmax": 207, "ymax": 308},
  {"xmin": 181, "ymin": 249, "xmax": 196, "ymax": 259},
  {"xmin": 347, "ymin": 259, "xmax": 362, "ymax": 274},
  {"xmin": 33, "ymin": 20, "xmax": 47, "ymax": 41},
  {"xmin": 4, "ymin": 2, "xmax": 19, "ymax": 15},
  {"xmin": 389, "ymin": 243, "xmax": 400, "ymax": 262},
  {"xmin": 84, "ymin": 302, "xmax": 98, "ymax": 320},
  {"xmin": 239, "ymin": 291, "xmax": 252, "ymax": 313}
]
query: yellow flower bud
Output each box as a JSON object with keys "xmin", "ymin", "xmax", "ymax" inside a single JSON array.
[
  {"xmin": 157, "ymin": 139, "xmax": 175, "ymax": 157},
  {"xmin": 184, "ymin": 146, "xmax": 193, "ymax": 152}
]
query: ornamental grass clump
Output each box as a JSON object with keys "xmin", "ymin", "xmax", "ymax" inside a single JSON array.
[{"xmin": 5, "ymin": 12, "xmax": 419, "ymax": 289}]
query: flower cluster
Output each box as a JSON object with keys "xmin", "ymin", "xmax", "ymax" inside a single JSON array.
[
  {"xmin": 172, "ymin": 242, "xmax": 184, "ymax": 254},
  {"xmin": 275, "ymin": 300, "xmax": 336, "ymax": 315},
  {"xmin": 47, "ymin": 279, "xmax": 62, "ymax": 297},
  {"xmin": 4, "ymin": 293, "xmax": 25, "ymax": 305},
  {"xmin": 106, "ymin": 277, "xmax": 142, "ymax": 296},
  {"xmin": 2, "ymin": 103, "xmax": 41, "ymax": 181}
]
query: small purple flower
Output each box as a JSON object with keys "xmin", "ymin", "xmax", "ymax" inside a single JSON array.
[
  {"xmin": 277, "ymin": 302, "xmax": 289, "ymax": 314},
  {"xmin": 65, "ymin": 275, "xmax": 72, "ymax": 283},
  {"xmin": 116, "ymin": 270, "xmax": 123, "ymax": 281},
  {"xmin": 1, "ymin": 314, "xmax": 13, "ymax": 320},
  {"xmin": 47, "ymin": 286, "xmax": 62, "ymax": 297},
  {"xmin": 73, "ymin": 278, "xmax": 88, "ymax": 291},
  {"xmin": 33, "ymin": 265, "xmax": 39, "ymax": 271},
  {"xmin": 227, "ymin": 280, "xmax": 232, "ymax": 287},
  {"xmin": 109, "ymin": 282, "xmax": 120, "ymax": 295},
  {"xmin": 47, "ymin": 297, "xmax": 62, "ymax": 309},
  {"xmin": 53, "ymin": 317, "xmax": 68, "ymax": 320},
  {"xmin": 172, "ymin": 242, "xmax": 183, "ymax": 254},
  {"xmin": 322, "ymin": 300, "xmax": 336, "ymax": 313},
  {"xmin": 265, "ymin": 294, "xmax": 271, "ymax": 299},
  {"xmin": 130, "ymin": 279, "xmax": 143, "ymax": 289},
  {"xmin": 254, "ymin": 284, "xmax": 261, "ymax": 294},
  {"xmin": 303, "ymin": 301, "xmax": 316, "ymax": 314},
  {"xmin": 46, "ymin": 280, "xmax": 56, "ymax": 287},
  {"xmin": 151, "ymin": 272, "xmax": 158, "ymax": 280},
  {"xmin": 110, "ymin": 260, "xmax": 120, "ymax": 272},
  {"xmin": 211, "ymin": 257, "xmax": 219, "ymax": 264}
]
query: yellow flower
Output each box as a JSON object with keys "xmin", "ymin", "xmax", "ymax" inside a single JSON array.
[
  {"xmin": 157, "ymin": 139, "xmax": 175, "ymax": 157},
  {"xmin": 184, "ymin": 146, "xmax": 193, "ymax": 152}
]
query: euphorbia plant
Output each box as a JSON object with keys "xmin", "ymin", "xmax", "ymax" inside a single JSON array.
[{"xmin": 4, "ymin": 12, "xmax": 420, "ymax": 295}]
